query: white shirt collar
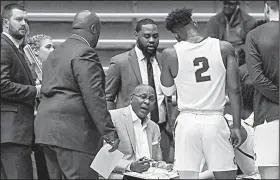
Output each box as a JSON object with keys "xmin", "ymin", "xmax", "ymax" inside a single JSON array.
[
  {"xmin": 134, "ymin": 45, "xmax": 156, "ymax": 63},
  {"xmin": 72, "ymin": 34, "xmax": 91, "ymax": 47},
  {"xmin": 2, "ymin": 32, "xmax": 21, "ymax": 49},
  {"xmin": 129, "ymin": 105, "xmax": 149, "ymax": 128}
]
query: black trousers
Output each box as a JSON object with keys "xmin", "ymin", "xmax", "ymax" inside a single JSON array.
[
  {"xmin": 41, "ymin": 144, "xmax": 98, "ymax": 179},
  {"xmin": 158, "ymin": 122, "xmax": 174, "ymax": 163},
  {"xmin": 1, "ymin": 143, "xmax": 33, "ymax": 179},
  {"xmin": 33, "ymin": 144, "xmax": 50, "ymax": 180}
]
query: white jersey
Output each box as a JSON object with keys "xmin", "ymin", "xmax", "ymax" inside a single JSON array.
[{"xmin": 174, "ymin": 37, "xmax": 226, "ymax": 112}]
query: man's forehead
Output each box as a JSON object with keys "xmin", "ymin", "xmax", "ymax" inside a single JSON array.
[
  {"xmin": 11, "ymin": 8, "xmax": 28, "ymax": 18},
  {"xmin": 140, "ymin": 24, "xmax": 158, "ymax": 33},
  {"xmin": 137, "ymin": 87, "xmax": 155, "ymax": 95}
]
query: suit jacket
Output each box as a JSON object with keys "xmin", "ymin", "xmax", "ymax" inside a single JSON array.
[
  {"xmin": 34, "ymin": 35, "xmax": 117, "ymax": 155},
  {"xmin": 109, "ymin": 106, "xmax": 162, "ymax": 179},
  {"xmin": 105, "ymin": 49, "xmax": 174, "ymax": 135},
  {"xmin": 1, "ymin": 33, "xmax": 37, "ymax": 145}
]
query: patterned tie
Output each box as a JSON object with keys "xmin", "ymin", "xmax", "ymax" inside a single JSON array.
[{"xmin": 146, "ymin": 58, "xmax": 159, "ymax": 123}]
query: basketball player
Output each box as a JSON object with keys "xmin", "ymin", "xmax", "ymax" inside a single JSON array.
[{"xmin": 160, "ymin": 8, "xmax": 242, "ymax": 179}]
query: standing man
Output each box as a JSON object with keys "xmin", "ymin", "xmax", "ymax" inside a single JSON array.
[
  {"xmin": 105, "ymin": 18, "xmax": 174, "ymax": 163},
  {"xmin": 245, "ymin": 1, "xmax": 279, "ymax": 179},
  {"xmin": 34, "ymin": 10, "xmax": 120, "ymax": 179},
  {"xmin": 1, "ymin": 3, "xmax": 41, "ymax": 179},
  {"xmin": 161, "ymin": 8, "xmax": 242, "ymax": 179},
  {"xmin": 206, "ymin": 0, "xmax": 256, "ymax": 66}
]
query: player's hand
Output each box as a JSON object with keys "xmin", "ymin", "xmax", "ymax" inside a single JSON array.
[
  {"xmin": 130, "ymin": 157, "xmax": 151, "ymax": 173},
  {"xmin": 230, "ymin": 127, "xmax": 242, "ymax": 148}
]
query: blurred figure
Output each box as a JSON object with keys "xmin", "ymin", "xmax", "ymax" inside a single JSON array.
[
  {"xmin": 27, "ymin": 34, "xmax": 54, "ymax": 180},
  {"xmin": 245, "ymin": 1, "xmax": 279, "ymax": 179},
  {"xmin": 1, "ymin": 3, "xmax": 41, "ymax": 179},
  {"xmin": 34, "ymin": 10, "xmax": 120, "ymax": 179},
  {"xmin": 29, "ymin": 34, "xmax": 54, "ymax": 64},
  {"xmin": 206, "ymin": 0, "xmax": 256, "ymax": 66},
  {"xmin": 105, "ymin": 18, "xmax": 174, "ymax": 163}
]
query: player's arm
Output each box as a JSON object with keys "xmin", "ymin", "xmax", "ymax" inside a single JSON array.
[
  {"xmin": 245, "ymin": 32, "xmax": 279, "ymax": 104},
  {"xmin": 160, "ymin": 47, "xmax": 177, "ymax": 96},
  {"xmin": 222, "ymin": 41, "xmax": 242, "ymax": 129}
]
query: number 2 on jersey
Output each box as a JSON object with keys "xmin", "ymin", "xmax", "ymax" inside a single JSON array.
[{"xmin": 193, "ymin": 57, "xmax": 211, "ymax": 83}]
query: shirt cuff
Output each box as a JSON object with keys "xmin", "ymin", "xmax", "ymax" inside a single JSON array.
[
  {"xmin": 125, "ymin": 162, "xmax": 132, "ymax": 172},
  {"xmin": 152, "ymin": 141, "xmax": 159, "ymax": 145},
  {"xmin": 36, "ymin": 85, "xmax": 41, "ymax": 97}
]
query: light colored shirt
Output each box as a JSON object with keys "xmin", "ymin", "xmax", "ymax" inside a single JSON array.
[
  {"xmin": 130, "ymin": 105, "xmax": 151, "ymax": 160},
  {"xmin": 134, "ymin": 46, "xmax": 166, "ymax": 123}
]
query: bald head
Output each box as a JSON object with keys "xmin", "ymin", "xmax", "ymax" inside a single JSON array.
[
  {"xmin": 72, "ymin": 10, "xmax": 101, "ymax": 47},
  {"xmin": 133, "ymin": 84, "xmax": 155, "ymax": 95},
  {"xmin": 73, "ymin": 10, "xmax": 99, "ymax": 29}
]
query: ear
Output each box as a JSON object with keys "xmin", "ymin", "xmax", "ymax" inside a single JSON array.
[
  {"xmin": 33, "ymin": 49, "xmax": 39, "ymax": 56},
  {"xmin": 130, "ymin": 94, "xmax": 133, "ymax": 102},
  {"xmin": 193, "ymin": 21, "xmax": 198, "ymax": 27},
  {"xmin": 3, "ymin": 18, "xmax": 9, "ymax": 29},
  {"xmin": 134, "ymin": 31, "xmax": 139, "ymax": 40},
  {"xmin": 90, "ymin": 24, "xmax": 97, "ymax": 34}
]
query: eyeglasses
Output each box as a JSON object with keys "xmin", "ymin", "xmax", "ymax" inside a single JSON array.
[{"xmin": 133, "ymin": 93, "xmax": 156, "ymax": 102}]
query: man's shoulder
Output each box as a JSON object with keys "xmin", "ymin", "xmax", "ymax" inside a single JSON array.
[
  {"xmin": 111, "ymin": 50, "xmax": 131, "ymax": 62},
  {"xmin": 109, "ymin": 106, "xmax": 129, "ymax": 118},
  {"xmin": 147, "ymin": 120, "xmax": 160, "ymax": 133},
  {"xmin": 162, "ymin": 47, "xmax": 176, "ymax": 59},
  {"xmin": 208, "ymin": 12, "xmax": 223, "ymax": 22},
  {"xmin": 1, "ymin": 34, "xmax": 12, "ymax": 49}
]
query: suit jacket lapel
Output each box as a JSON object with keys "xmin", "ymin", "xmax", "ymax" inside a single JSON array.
[
  {"xmin": 128, "ymin": 49, "xmax": 142, "ymax": 84},
  {"xmin": 146, "ymin": 123, "xmax": 153, "ymax": 158},
  {"xmin": 123, "ymin": 107, "xmax": 137, "ymax": 154},
  {"xmin": 1, "ymin": 34, "xmax": 34, "ymax": 85}
]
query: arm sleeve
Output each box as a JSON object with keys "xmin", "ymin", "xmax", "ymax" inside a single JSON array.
[
  {"xmin": 245, "ymin": 32, "xmax": 279, "ymax": 104},
  {"xmin": 1, "ymin": 45, "xmax": 37, "ymax": 101},
  {"xmin": 105, "ymin": 57, "xmax": 121, "ymax": 110},
  {"xmin": 72, "ymin": 48, "xmax": 118, "ymax": 139}
]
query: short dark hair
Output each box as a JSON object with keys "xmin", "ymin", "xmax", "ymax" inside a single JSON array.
[
  {"xmin": 1, "ymin": 3, "xmax": 26, "ymax": 20},
  {"xmin": 135, "ymin": 18, "xmax": 157, "ymax": 32},
  {"xmin": 265, "ymin": 1, "xmax": 279, "ymax": 11},
  {"xmin": 165, "ymin": 8, "xmax": 193, "ymax": 31},
  {"xmin": 1, "ymin": 3, "xmax": 26, "ymax": 29}
]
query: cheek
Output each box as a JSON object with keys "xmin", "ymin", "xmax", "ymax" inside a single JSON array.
[{"xmin": 139, "ymin": 38, "xmax": 148, "ymax": 46}]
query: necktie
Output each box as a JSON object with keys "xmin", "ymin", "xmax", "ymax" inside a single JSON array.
[{"xmin": 146, "ymin": 58, "xmax": 159, "ymax": 124}]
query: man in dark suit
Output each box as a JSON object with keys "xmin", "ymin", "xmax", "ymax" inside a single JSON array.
[
  {"xmin": 34, "ymin": 10, "xmax": 120, "ymax": 179},
  {"xmin": 105, "ymin": 18, "xmax": 174, "ymax": 163},
  {"xmin": 1, "ymin": 3, "xmax": 41, "ymax": 179}
]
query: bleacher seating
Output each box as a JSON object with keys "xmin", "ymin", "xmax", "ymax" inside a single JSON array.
[{"xmin": 1, "ymin": 1, "xmax": 265, "ymax": 68}]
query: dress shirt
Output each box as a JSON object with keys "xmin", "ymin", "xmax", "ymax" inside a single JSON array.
[
  {"xmin": 134, "ymin": 46, "xmax": 166, "ymax": 124},
  {"xmin": 130, "ymin": 105, "xmax": 151, "ymax": 160}
]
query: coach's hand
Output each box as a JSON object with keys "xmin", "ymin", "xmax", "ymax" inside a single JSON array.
[
  {"xmin": 130, "ymin": 158, "xmax": 151, "ymax": 173},
  {"xmin": 230, "ymin": 127, "xmax": 242, "ymax": 148}
]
